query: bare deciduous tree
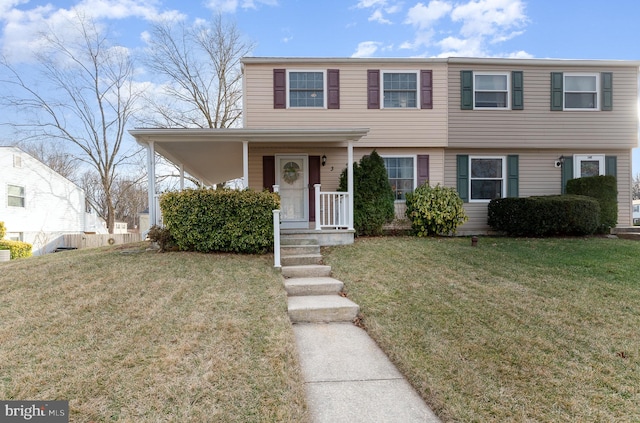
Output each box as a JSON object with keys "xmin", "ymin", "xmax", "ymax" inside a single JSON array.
[
  {"xmin": 141, "ymin": 14, "xmax": 253, "ymax": 129},
  {"xmin": 19, "ymin": 140, "xmax": 79, "ymax": 181},
  {"xmin": 633, "ymin": 173, "xmax": 640, "ymax": 200},
  {"xmin": 0, "ymin": 11, "xmax": 140, "ymax": 233}
]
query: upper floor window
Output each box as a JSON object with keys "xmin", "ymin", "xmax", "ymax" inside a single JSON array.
[
  {"xmin": 551, "ymin": 72, "xmax": 612, "ymax": 111},
  {"xmin": 288, "ymin": 71, "xmax": 325, "ymax": 108},
  {"xmin": 7, "ymin": 184, "xmax": 25, "ymax": 207},
  {"xmin": 383, "ymin": 156, "xmax": 415, "ymax": 200},
  {"xmin": 382, "ymin": 71, "xmax": 418, "ymax": 108},
  {"xmin": 564, "ymin": 74, "xmax": 598, "ymax": 110},
  {"xmin": 474, "ymin": 73, "xmax": 509, "ymax": 109},
  {"xmin": 461, "ymin": 71, "xmax": 522, "ymax": 110},
  {"xmin": 470, "ymin": 156, "xmax": 506, "ymax": 201}
]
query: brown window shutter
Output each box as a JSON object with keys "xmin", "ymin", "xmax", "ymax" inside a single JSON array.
[
  {"xmin": 263, "ymin": 156, "xmax": 275, "ymax": 191},
  {"xmin": 420, "ymin": 70, "xmax": 433, "ymax": 109},
  {"xmin": 327, "ymin": 69, "xmax": 340, "ymax": 109},
  {"xmin": 367, "ymin": 69, "xmax": 380, "ymax": 109},
  {"xmin": 273, "ymin": 69, "xmax": 286, "ymax": 109},
  {"xmin": 308, "ymin": 156, "xmax": 321, "ymax": 221},
  {"xmin": 417, "ymin": 155, "xmax": 429, "ymax": 186}
]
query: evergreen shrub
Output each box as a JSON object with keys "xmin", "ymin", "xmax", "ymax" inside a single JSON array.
[
  {"xmin": 338, "ymin": 151, "xmax": 395, "ymax": 236},
  {"xmin": 488, "ymin": 195, "xmax": 600, "ymax": 236},
  {"xmin": 566, "ymin": 175, "xmax": 617, "ymax": 233},
  {"xmin": 0, "ymin": 240, "xmax": 33, "ymax": 259},
  {"xmin": 405, "ymin": 183, "xmax": 467, "ymax": 236},
  {"xmin": 160, "ymin": 188, "xmax": 280, "ymax": 254}
]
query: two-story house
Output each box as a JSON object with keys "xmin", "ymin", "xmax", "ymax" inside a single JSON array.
[
  {"xmin": 0, "ymin": 146, "xmax": 107, "ymax": 255},
  {"xmin": 131, "ymin": 57, "xmax": 639, "ymax": 241}
]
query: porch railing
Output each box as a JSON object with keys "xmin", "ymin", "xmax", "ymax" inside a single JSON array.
[{"xmin": 314, "ymin": 184, "xmax": 350, "ymax": 230}]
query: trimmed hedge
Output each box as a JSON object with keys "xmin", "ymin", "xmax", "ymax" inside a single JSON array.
[
  {"xmin": 0, "ymin": 240, "xmax": 33, "ymax": 259},
  {"xmin": 160, "ymin": 188, "xmax": 280, "ymax": 254},
  {"xmin": 566, "ymin": 175, "xmax": 617, "ymax": 233},
  {"xmin": 405, "ymin": 183, "xmax": 468, "ymax": 236},
  {"xmin": 488, "ymin": 195, "xmax": 600, "ymax": 236}
]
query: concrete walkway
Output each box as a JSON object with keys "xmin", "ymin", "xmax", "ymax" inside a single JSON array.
[
  {"xmin": 293, "ymin": 323, "xmax": 441, "ymax": 423},
  {"xmin": 280, "ymin": 234, "xmax": 440, "ymax": 422}
]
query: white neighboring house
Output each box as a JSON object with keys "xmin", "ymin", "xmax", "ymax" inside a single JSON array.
[
  {"xmin": 633, "ymin": 200, "xmax": 640, "ymax": 225},
  {"xmin": 0, "ymin": 146, "xmax": 107, "ymax": 255}
]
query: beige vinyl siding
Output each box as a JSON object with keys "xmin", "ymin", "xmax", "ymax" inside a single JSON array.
[
  {"xmin": 448, "ymin": 64, "xmax": 638, "ymax": 149},
  {"xmin": 445, "ymin": 149, "xmax": 632, "ymax": 233},
  {"xmin": 243, "ymin": 61, "xmax": 448, "ymax": 148}
]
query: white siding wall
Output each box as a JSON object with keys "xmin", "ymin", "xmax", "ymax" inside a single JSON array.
[{"xmin": 0, "ymin": 147, "xmax": 87, "ymax": 255}]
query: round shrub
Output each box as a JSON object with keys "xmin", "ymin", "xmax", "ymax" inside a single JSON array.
[{"xmin": 405, "ymin": 183, "xmax": 468, "ymax": 236}]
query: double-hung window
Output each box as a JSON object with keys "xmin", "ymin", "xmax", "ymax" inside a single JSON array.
[
  {"xmin": 7, "ymin": 184, "xmax": 25, "ymax": 207},
  {"xmin": 564, "ymin": 73, "xmax": 599, "ymax": 110},
  {"xmin": 382, "ymin": 71, "xmax": 418, "ymax": 108},
  {"xmin": 383, "ymin": 156, "xmax": 415, "ymax": 200},
  {"xmin": 288, "ymin": 71, "xmax": 325, "ymax": 108},
  {"xmin": 474, "ymin": 73, "xmax": 509, "ymax": 109},
  {"xmin": 470, "ymin": 157, "xmax": 506, "ymax": 201}
]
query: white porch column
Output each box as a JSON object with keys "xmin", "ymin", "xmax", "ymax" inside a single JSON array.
[
  {"xmin": 347, "ymin": 141, "xmax": 354, "ymax": 231},
  {"xmin": 242, "ymin": 140, "xmax": 249, "ymax": 189},
  {"xmin": 179, "ymin": 164, "xmax": 184, "ymax": 191},
  {"xmin": 147, "ymin": 141, "xmax": 157, "ymax": 228}
]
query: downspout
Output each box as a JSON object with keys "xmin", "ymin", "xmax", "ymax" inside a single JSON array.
[
  {"xmin": 179, "ymin": 164, "xmax": 184, "ymax": 191},
  {"xmin": 348, "ymin": 141, "xmax": 354, "ymax": 231}
]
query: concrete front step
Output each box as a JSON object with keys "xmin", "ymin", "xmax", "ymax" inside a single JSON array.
[
  {"xmin": 288, "ymin": 295, "xmax": 359, "ymax": 323},
  {"xmin": 615, "ymin": 233, "xmax": 640, "ymax": 241},
  {"xmin": 282, "ymin": 265, "xmax": 332, "ymax": 278},
  {"xmin": 284, "ymin": 277, "xmax": 344, "ymax": 296},
  {"xmin": 281, "ymin": 237, "xmax": 319, "ymax": 246},
  {"xmin": 281, "ymin": 244, "xmax": 320, "ymax": 255},
  {"xmin": 282, "ymin": 254, "xmax": 323, "ymax": 267}
]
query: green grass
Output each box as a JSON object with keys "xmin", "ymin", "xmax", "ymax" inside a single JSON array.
[
  {"xmin": 323, "ymin": 236, "xmax": 640, "ymax": 422},
  {"xmin": 0, "ymin": 243, "xmax": 308, "ymax": 422}
]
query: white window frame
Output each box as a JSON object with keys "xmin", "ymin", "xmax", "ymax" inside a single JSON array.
[
  {"xmin": 563, "ymin": 73, "xmax": 599, "ymax": 111},
  {"xmin": 469, "ymin": 156, "xmax": 506, "ymax": 202},
  {"xmin": 473, "ymin": 72, "xmax": 510, "ymax": 110},
  {"xmin": 573, "ymin": 154, "xmax": 605, "ymax": 178},
  {"xmin": 381, "ymin": 70, "xmax": 420, "ymax": 109},
  {"xmin": 286, "ymin": 69, "xmax": 326, "ymax": 109},
  {"xmin": 382, "ymin": 155, "xmax": 417, "ymax": 202},
  {"xmin": 6, "ymin": 232, "xmax": 23, "ymax": 242},
  {"xmin": 7, "ymin": 184, "xmax": 25, "ymax": 208}
]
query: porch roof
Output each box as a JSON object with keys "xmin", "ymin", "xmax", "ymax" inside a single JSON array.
[{"xmin": 129, "ymin": 127, "xmax": 369, "ymax": 186}]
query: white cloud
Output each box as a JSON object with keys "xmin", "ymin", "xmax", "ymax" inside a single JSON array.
[
  {"xmin": 205, "ymin": 0, "xmax": 278, "ymax": 13},
  {"xmin": 0, "ymin": 0, "xmax": 184, "ymax": 62},
  {"xmin": 404, "ymin": 1, "xmax": 452, "ymax": 30},
  {"xmin": 351, "ymin": 41, "xmax": 383, "ymax": 57},
  {"xmin": 355, "ymin": 0, "xmax": 402, "ymax": 25},
  {"xmin": 451, "ymin": 0, "xmax": 527, "ymax": 41},
  {"xmin": 400, "ymin": 0, "xmax": 529, "ymax": 58},
  {"xmin": 369, "ymin": 9, "xmax": 392, "ymax": 24}
]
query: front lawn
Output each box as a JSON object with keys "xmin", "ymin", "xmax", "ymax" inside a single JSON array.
[
  {"xmin": 0, "ymin": 244, "xmax": 308, "ymax": 422},
  {"xmin": 324, "ymin": 236, "xmax": 640, "ymax": 422}
]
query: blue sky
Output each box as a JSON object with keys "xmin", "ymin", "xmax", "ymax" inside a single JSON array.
[{"xmin": 1, "ymin": 0, "xmax": 639, "ymax": 171}]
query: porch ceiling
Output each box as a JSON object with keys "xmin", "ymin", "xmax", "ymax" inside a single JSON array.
[{"xmin": 129, "ymin": 128, "xmax": 369, "ymax": 186}]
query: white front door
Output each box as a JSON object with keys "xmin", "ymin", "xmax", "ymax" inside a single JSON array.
[{"xmin": 276, "ymin": 155, "xmax": 309, "ymax": 229}]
